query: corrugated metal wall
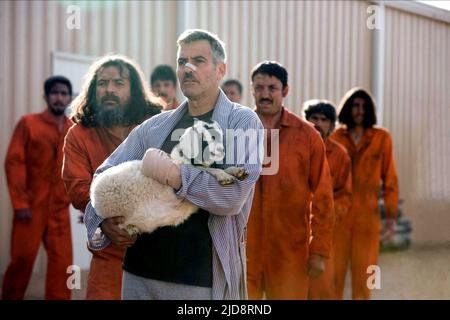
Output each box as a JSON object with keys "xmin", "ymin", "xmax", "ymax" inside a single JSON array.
[
  {"xmin": 383, "ymin": 6, "xmax": 450, "ymax": 244},
  {"xmin": 0, "ymin": 0, "xmax": 178, "ymax": 275},
  {"xmin": 185, "ymin": 0, "xmax": 372, "ymax": 113},
  {"xmin": 1, "ymin": 1, "xmax": 449, "ymax": 277}
]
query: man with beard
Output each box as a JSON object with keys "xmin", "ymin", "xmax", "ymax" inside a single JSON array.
[
  {"xmin": 150, "ymin": 64, "xmax": 180, "ymax": 111},
  {"xmin": 304, "ymin": 100, "xmax": 352, "ymax": 299},
  {"xmin": 246, "ymin": 61, "xmax": 335, "ymax": 299},
  {"xmin": 331, "ymin": 88, "xmax": 399, "ymax": 299},
  {"xmin": 3, "ymin": 76, "xmax": 74, "ymax": 300},
  {"xmin": 62, "ymin": 55, "xmax": 161, "ymax": 299}
]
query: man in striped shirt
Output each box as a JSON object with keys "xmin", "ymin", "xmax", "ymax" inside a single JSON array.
[{"xmin": 84, "ymin": 29, "xmax": 263, "ymax": 300}]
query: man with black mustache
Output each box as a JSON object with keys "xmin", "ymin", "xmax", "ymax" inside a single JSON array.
[
  {"xmin": 246, "ymin": 61, "xmax": 335, "ymax": 299},
  {"xmin": 3, "ymin": 76, "xmax": 74, "ymax": 300}
]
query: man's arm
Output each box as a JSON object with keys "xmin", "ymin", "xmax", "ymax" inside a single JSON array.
[
  {"xmin": 309, "ymin": 133, "xmax": 335, "ymax": 259},
  {"xmin": 381, "ymin": 132, "xmax": 399, "ymax": 240},
  {"xmin": 62, "ymin": 128, "xmax": 93, "ymax": 212},
  {"xmin": 381, "ymin": 132, "xmax": 399, "ymax": 219},
  {"xmin": 333, "ymin": 150, "xmax": 352, "ymax": 224},
  {"xmin": 5, "ymin": 118, "xmax": 31, "ymax": 211}
]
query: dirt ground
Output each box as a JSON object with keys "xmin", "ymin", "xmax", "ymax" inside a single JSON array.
[
  {"xmin": 369, "ymin": 243, "xmax": 450, "ymax": 300},
  {"xmin": 1, "ymin": 243, "xmax": 449, "ymax": 300}
]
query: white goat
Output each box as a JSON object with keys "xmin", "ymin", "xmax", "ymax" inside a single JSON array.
[{"xmin": 90, "ymin": 119, "xmax": 247, "ymax": 236}]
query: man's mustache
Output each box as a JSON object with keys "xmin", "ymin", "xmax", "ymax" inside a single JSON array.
[
  {"xmin": 101, "ymin": 94, "xmax": 120, "ymax": 104},
  {"xmin": 183, "ymin": 73, "xmax": 198, "ymax": 82},
  {"xmin": 259, "ymin": 99, "xmax": 273, "ymax": 104}
]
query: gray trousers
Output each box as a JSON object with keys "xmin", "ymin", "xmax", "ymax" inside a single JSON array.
[{"xmin": 122, "ymin": 271, "xmax": 212, "ymax": 300}]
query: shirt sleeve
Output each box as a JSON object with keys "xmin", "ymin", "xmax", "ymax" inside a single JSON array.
[
  {"xmin": 62, "ymin": 128, "xmax": 93, "ymax": 212},
  {"xmin": 381, "ymin": 132, "xmax": 399, "ymax": 219},
  {"xmin": 333, "ymin": 150, "xmax": 352, "ymax": 223},
  {"xmin": 309, "ymin": 133, "xmax": 335, "ymax": 258},
  {"xmin": 4, "ymin": 117, "xmax": 30, "ymax": 210}
]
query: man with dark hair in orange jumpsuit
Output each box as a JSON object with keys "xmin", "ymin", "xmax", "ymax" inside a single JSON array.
[
  {"xmin": 246, "ymin": 61, "xmax": 335, "ymax": 299},
  {"xmin": 304, "ymin": 100, "xmax": 352, "ymax": 300},
  {"xmin": 331, "ymin": 87, "xmax": 399, "ymax": 299},
  {"xmin": 150, "ymin": 64, "xmax": 181, "ymax": 111},
  {"xmin": 3, "ymin": 75, "xmax": 74, "ymax": 300},
  {"xmin": 62, "ymin": 55, "xmax": 161, "ymax": 299}
]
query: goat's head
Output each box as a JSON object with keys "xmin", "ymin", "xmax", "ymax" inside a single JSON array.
[{"xmin": 171, "ymin": 119, "xmax": 225, "ymax": 167}]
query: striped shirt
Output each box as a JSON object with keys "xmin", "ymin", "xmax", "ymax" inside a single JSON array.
[{"xmin": 84, "ymin": 90, "xmax": 264, "ymax": 299}]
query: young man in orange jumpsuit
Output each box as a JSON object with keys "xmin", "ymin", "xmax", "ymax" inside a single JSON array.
[
  {"xmin": 62, "ymin": 55, "xmax": 161, "ymax": 299},
  {"xmin": 246, "ymin": 61, "xmax": 335, "ymax": 299},
  {"xmin": 304, "ymin": 100, "xmax": 352, "ymax": 300},
  {"xmin": 3, "ymin": 76, "xmax": 74, "ymax": 300},
  {"xmin": 331, "ymin": 87, "xmax": 399, "ymax": 299},
  {"xmin": 150, "ymin": 64, "xmax": 181, "ymax": 111},
  {"xmin": 221, "ymin": 79, "xmax": 243, "ymax": 103}
]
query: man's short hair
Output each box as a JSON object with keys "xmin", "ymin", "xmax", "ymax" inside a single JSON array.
[
  {"xmin": 338, "ymin": 87, "xmax": 377, "ymax": 128},
  {"xmin": 177, "ymin": 29, "xmax": 227, "ymax": 64},
  {"xmin": 44, "ymin": 75, "xmax": 72, "ymax": 96},
  {"xmin": 150, "ymin": 65, "xmax": 177, "ymax": 86},
  {"xmin": 221, "ymin": 79, "xmax": 243, "ymax": 95},
  {"xmin": 251, "ymin": 61, "xmax": 288, "ymax": 89},
  {"xmin": 303, "ymin": 99, "xmax": 337, "ymax": 123}
]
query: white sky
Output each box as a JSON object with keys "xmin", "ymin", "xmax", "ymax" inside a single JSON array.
[{"xmin": 416, "ymin": 0, "xmax": 450, "ymax": 11}]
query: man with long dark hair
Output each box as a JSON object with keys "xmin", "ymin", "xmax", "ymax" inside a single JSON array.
[
  {"xmin": 331, "ymin": 87, "xmax": 399, "ymax": 299},
  {"xmin": 3, "ymin": 76, "xmax": 73, "ymax": 300},
  {"xmin": 62, "ymin": 55, "xmax": 161, "ymax": 299}
]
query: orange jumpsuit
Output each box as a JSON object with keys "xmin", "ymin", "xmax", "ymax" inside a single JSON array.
[
  {"xmin": 308, "ymin": 138, "xmax": 352, "ymax": 299},
  {"xmin": 62, "ymin": 124, "xmax": 135, "ymax": 299},
  {"xmin": 3, "ymin": 110, "xmax": 73, "ymax": 300},
  {"xmin": 247, "ymin": 107, "xmax": 335, "ymax": 299},
  {"xmin": 331, "ymin": 127, "xmax": 399, "ymax": 299}
]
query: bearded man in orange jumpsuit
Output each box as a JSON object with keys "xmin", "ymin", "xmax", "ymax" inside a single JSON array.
[
  {"xmin": 331, "ymin": 87, "xmax": 399, "ymax": 300},
  {"xmin": 3, "ymin": 76, "xmax": 74, "ymax": 300},
  {"xmin": 304, "ymin": 100, "xmax": 352, "ymax": 300},
  {"xmin": 246, "ymin": 61, "xmax": 335, "ymax": 299},
  {"xmin": 62, "ymin": 55, "xmax": 161, "ymax": 299}
]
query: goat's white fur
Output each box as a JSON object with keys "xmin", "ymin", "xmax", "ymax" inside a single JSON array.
[{"xmin": 90, "ymin": 119, "xmax": 244, "ymax": 235}]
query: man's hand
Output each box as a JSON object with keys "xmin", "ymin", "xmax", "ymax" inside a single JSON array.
[
  {"xmin": 383, "ymin": 218, "xmax": 397, "ymax": 243},
  {"xmin": 100, "ymin": 216, "xmax": 136, "ymax": 247},
  {"xmin": 307, "ymin": 253, "xmax": 326, "ymax": 279},
  {"xmin": 141, "ymin": 148, "xmax": 181, "ymax": 189},
  {"xmin": 15, "ymin": 208, "xmax": 32, "ymax": 222}
]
